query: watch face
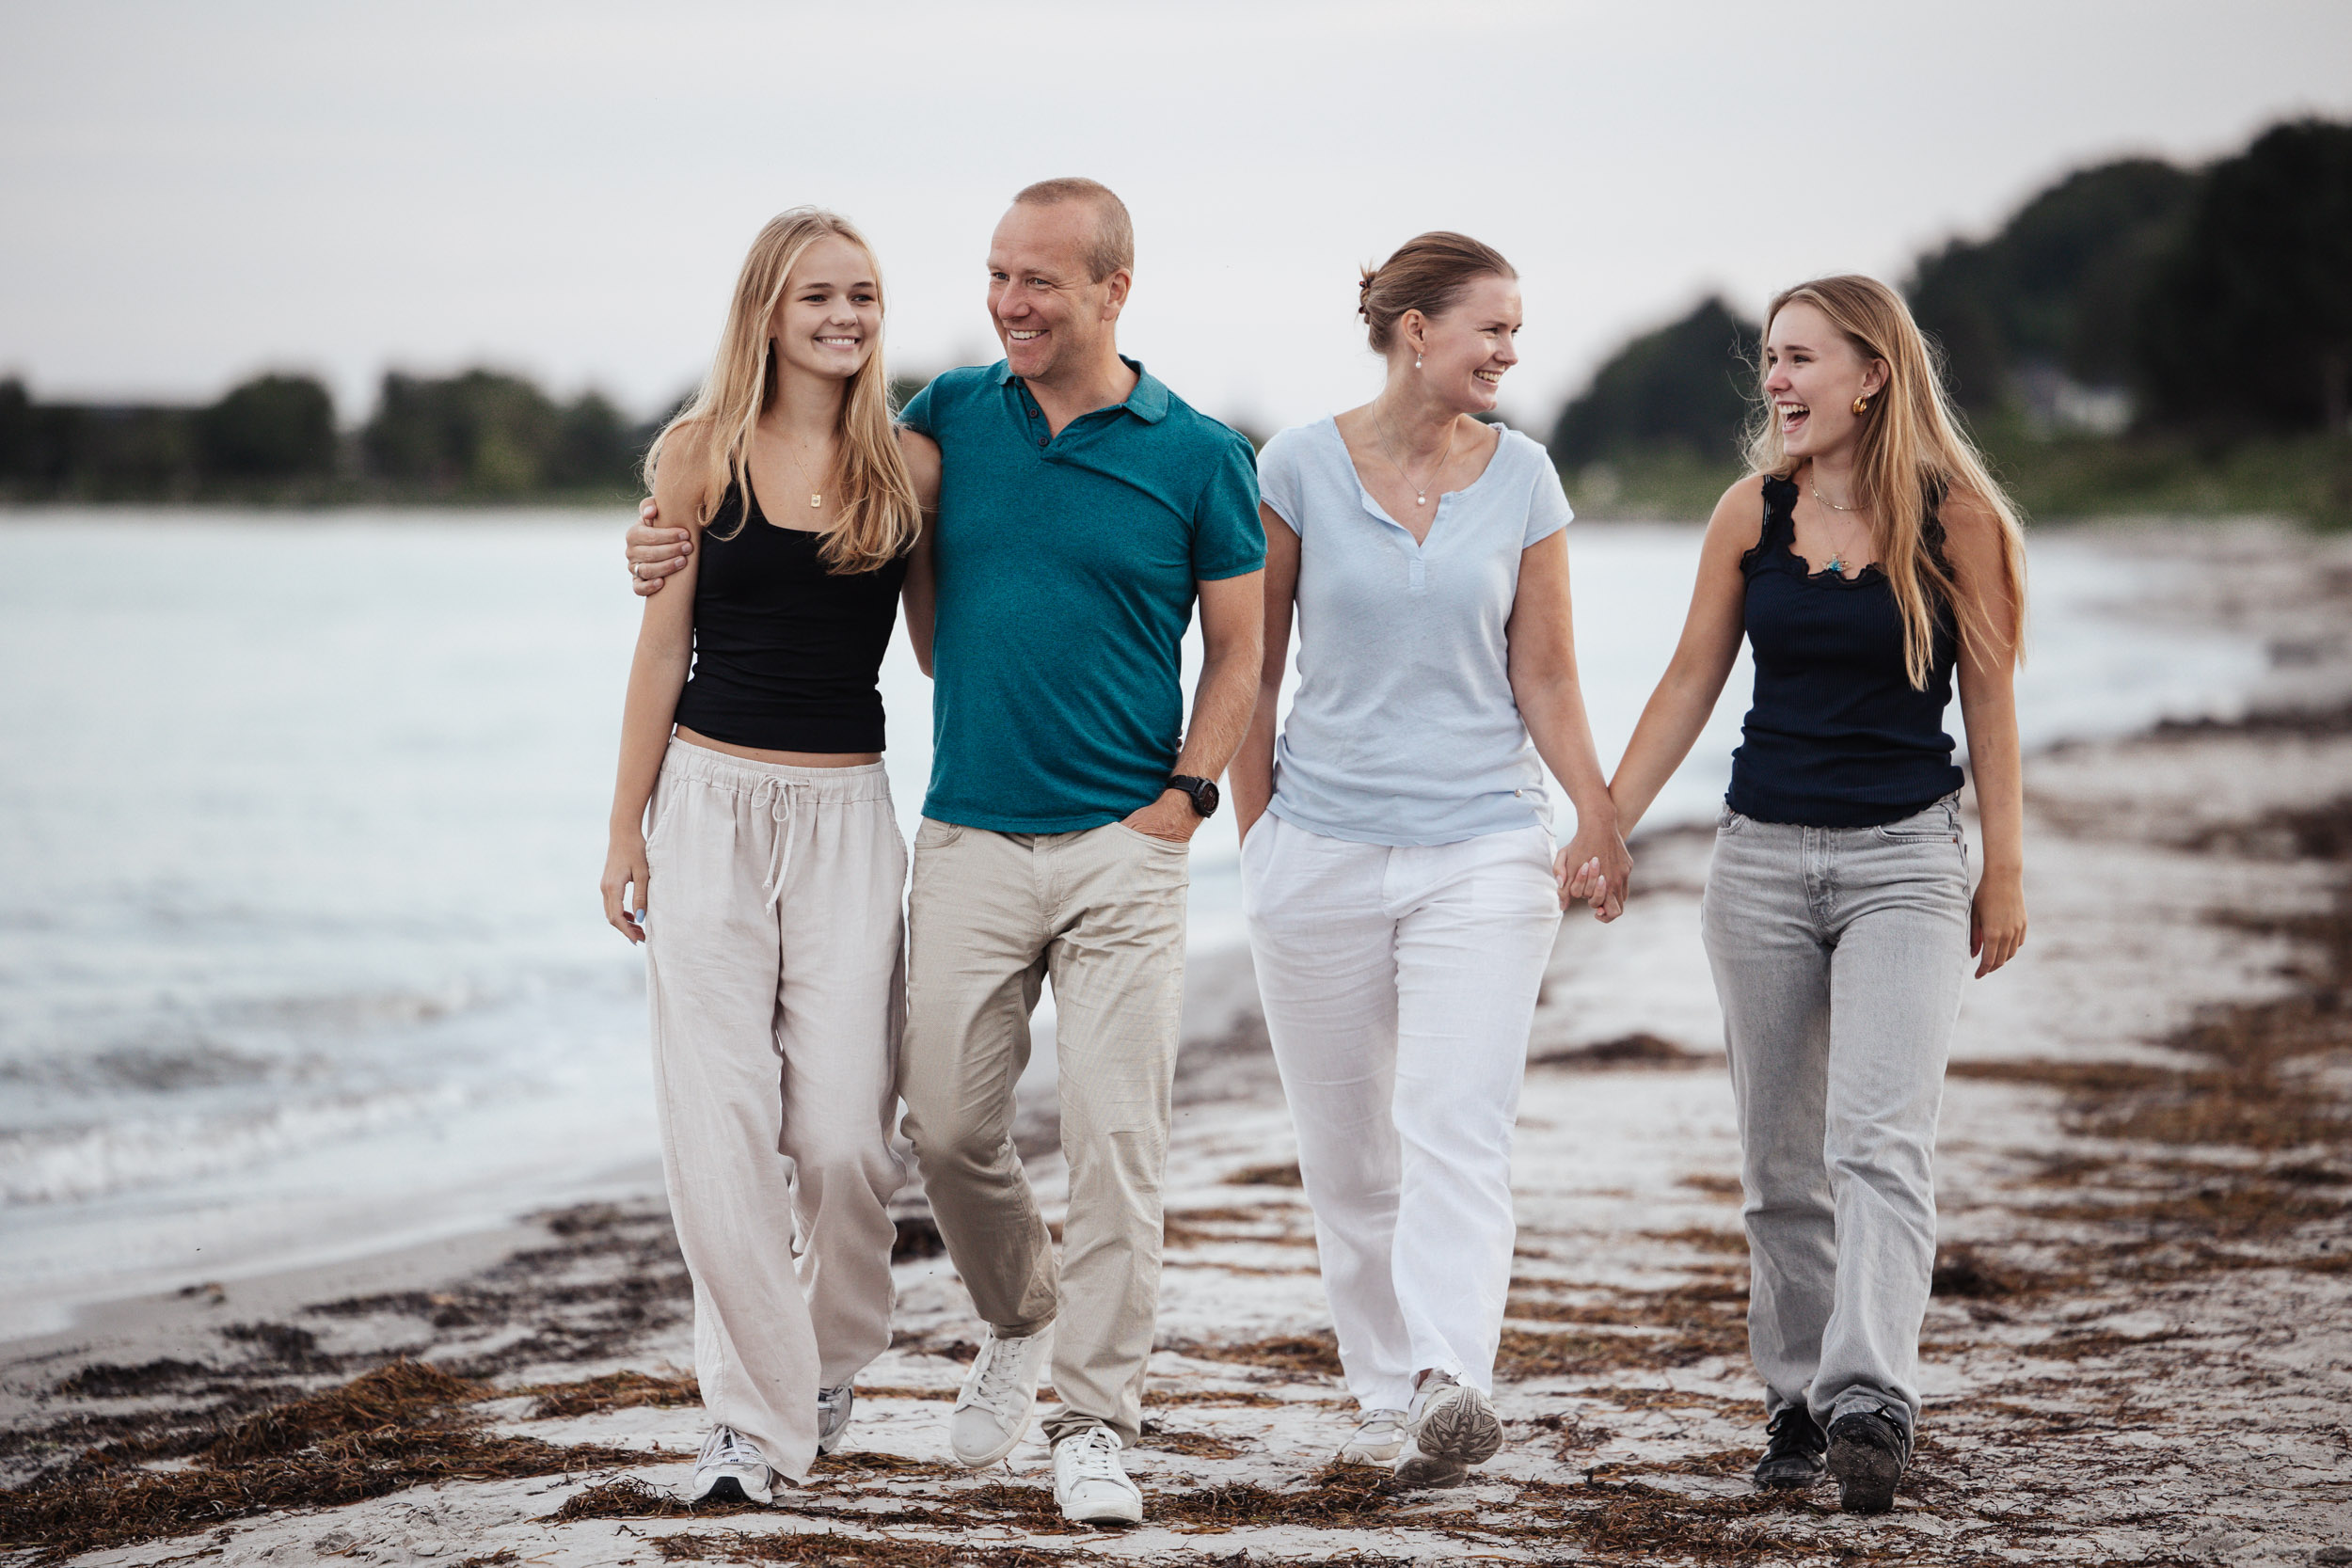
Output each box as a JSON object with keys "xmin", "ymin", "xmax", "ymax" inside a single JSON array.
[{"xmin": 1195, "ymin": 780, "xmax": 1220, "ymax": 817}]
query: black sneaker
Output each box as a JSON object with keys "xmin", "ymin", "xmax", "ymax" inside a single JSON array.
[
  {"xmin": 1824, "ymin": 1408, "xmax": 1910, "ymax": 1513},
  {"xmin": 1753, "ymin": 1404, "xmax": 1825, "ymax": 1490}
]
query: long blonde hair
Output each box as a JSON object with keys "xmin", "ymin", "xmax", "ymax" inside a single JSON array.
[
  {"xmin": 1743, "ymin": 275, "xmax": 2028, "ymax": 689},
  {"xmin": 643, "ymin": 208, "xmax": 919, "ymax": 574}
]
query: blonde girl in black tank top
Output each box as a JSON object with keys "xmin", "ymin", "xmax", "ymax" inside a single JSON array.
[
  {"xmin": 1593, "ymin": 276, "xmax": 2026, "ymax": 1515},
  {"xmin": 599, "ymin": 208, "xmax": 939, "ymax": 1499}
]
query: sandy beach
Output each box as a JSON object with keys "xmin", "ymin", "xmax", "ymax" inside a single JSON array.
[{"xmin": 5, "ymin": 521, "xmax": 2350, "ymax": 1567}]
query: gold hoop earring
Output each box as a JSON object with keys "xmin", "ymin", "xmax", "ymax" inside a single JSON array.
[{"xmin": 1852, "ymin": 395, "xmax": 1870, "ymax": 415}]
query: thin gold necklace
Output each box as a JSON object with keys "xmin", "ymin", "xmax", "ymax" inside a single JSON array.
[
  {"xmin": 1375, "ymin": 414, "xmax": 1457, "ymax": 507},
  {"xmin": 1806, "ymin": 483, "xmax": 1871, "ymax": 575},
  {"xmin": 781, "ymin": 432, "xmax": 833, "ymax": 512}
]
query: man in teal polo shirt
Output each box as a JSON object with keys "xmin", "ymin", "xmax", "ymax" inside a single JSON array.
[
  {"xmin": 892, "ymin": 181, "xmax": 1263, "ymax": 1527},
  {"xmin": 627, "ymin": 178, "xmax": 1263, "ymax": 1524}
]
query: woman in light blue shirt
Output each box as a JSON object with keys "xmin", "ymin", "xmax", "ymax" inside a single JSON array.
[{"xmin": 1230, "ymin": 231, "xmax": 1629, "ymax": 1489}]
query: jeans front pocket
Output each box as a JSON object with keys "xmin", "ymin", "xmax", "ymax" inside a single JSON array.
[{"xmin": 1873, "ymin": 798, "xmax": 1961, "ymax": 844}]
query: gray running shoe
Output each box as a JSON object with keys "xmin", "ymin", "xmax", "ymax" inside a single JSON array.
[
  {"xmin": 1407, "ymin": 1370, "xmax": 1504, "ymax": 1465},
  {"xmin": 816, "ymin": 1385, "xmax": 854, "ymax": 1455}
]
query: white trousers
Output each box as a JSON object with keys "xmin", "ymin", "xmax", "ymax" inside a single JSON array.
[
  {"xmin": 1241, "ymin": 814, "xmax": 1562, "ymax": 1411},
  {"xmin": 643, "ymin": 739, "xmax": 908, "ymax": 1481}
]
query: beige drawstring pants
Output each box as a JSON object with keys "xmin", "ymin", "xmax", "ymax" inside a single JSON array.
[{"xmin": 643, "ymin": 738, "xmax": 907, "ymax": 1481}]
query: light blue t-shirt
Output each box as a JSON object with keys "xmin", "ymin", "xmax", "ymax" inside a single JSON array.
[{"xmin": 1259, "ymin": 418, "xmax": 1571, "ymax": 847}]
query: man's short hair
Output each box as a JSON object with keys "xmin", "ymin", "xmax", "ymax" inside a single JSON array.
[{"xmin": 1011, "ymin": 177, "xmax": 1134, "ymax": 282}]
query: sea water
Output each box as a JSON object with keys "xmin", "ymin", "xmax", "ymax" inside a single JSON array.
[{"xmin": 0, "ymin": 512, "xmax": 2265, "ymax": 1337}]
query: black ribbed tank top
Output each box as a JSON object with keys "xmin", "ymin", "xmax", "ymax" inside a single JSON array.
[
  {"xmin": 670, "ymin": 483, "xmax": 909, "ymax": 753},
  {"xmin": 1724, "ymin": 475, "xmax": 1963, "ymax": 827}
]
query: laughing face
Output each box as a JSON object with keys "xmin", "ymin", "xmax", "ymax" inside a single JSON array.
[
  {"xmin": 985, "ymin": 200, "xmax": 1126, "ymax": 386},
  {"xmin": 769, "ymin": 234, "xmax": 881, "ymax": 385},
  {"xmin": 1764, "ymin": 300, "xmax": 1887, "ymax": 459},
  {"xmin": 1411, "ymin": 273, "xmax": 1522, "ymax": 415}
]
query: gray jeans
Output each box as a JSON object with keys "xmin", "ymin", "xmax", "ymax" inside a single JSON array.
[{"xmin": 1700, "ymin": 795, "xmax": 1972, "ymax": 1435}]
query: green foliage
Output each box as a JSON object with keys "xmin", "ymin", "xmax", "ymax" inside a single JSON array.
[
  {"xmin": 0, "ymin": 367, "xmax": 650, "ymax": 503},
  {"xmin": 1907, "ymin": 159, "xmax": 2196, "ymax": 409},
  {"xmin": 359, "ymin": 370, "xmax": 646, "ymax": 499},
  {"xmin": 1556, "ymin": 116, "xmax": 2352, "ymax": 524},
  {"xmin": 1560, "ymin": 447, "xmax": 1745, "ymax": 522},
  {"xmin": 195, "ymin": 374, "xmax": 336, "ymax": 477},
  {"xmin": 2135, "ymin": 119, "xmax": 2352, "ymax": 436},
  {"xmin": 1549, "ymin": 297, "xmax": 1757, "ymax": 468},
  {"xmin": 1978, "ymin": 418, "xmax": 2352, "ymax": 530},
  {"xmin": 0, "ymin": 383, "xmax": 201, "ymax": 499}
]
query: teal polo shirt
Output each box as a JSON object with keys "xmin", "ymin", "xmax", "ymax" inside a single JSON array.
[{"xmin": 898, "ymin": 358, "xmax": 1263, "ymax": 832}]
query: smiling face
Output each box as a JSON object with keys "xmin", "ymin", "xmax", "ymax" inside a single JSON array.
[
  {"xmin": 1403, "ymin": 273, "xmax": 1522, "ymax": 415},
  {"xmin": 1764, "ymin": 300, "xmax": 1888, "ymax": 460},
  {"xmin": 986, "ymin": 199, "xmax": 1128, "ymax": 386},
  {"xmin": 767, "ymin": 233, "xmax": 881, "ymax": 385}
]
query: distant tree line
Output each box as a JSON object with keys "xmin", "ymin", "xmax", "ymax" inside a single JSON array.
[
  {"xmin": 0, "ymin": 368, "xmax": 660, "ymax": 502},
  {"xmin": 1550, "ymin": 116, "xmax": 2352, "ymax": 521}
]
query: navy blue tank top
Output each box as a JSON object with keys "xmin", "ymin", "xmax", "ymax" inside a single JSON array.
[
  {"xmin": 670, "ymin": 483, "xmax": 909, "ymax": 753},
  {"xmin": 1724, "ymin": 475, "xmax": 1963, "ymax": 827}
]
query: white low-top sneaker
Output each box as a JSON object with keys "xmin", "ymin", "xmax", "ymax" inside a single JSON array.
[
  {"xmin": 949, "ymin": 1327, "xmax": 1050, "ymax": 1468},
  {"xmin": 1338, "ymin": 1408, "xmax": 1407, "ymax": 1465},
  {"xmin": 816, "ymin": 1385, "xmax": 854, "ymax": 1455},
  {"xmin": 688, "ymin": 1424, "xmax": 773, "ymax": 1506},
  {"xmin": 1408, "ymin": 1370, "xmax": 1503, "ymax": 1465},
  {"xmin": 1052, "ymin": 1422, "xmax": 1143, "ymax": 1526}
]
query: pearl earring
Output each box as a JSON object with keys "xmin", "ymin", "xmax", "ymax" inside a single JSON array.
[{"xmin": 1415, "ymin": 356, "xmax": 1422, "ymax": 370}]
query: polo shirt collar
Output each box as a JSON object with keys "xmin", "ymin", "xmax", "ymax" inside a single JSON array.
[{"xmin": 998, "ymin": 356, "xmax": 1169, "ymax": 425}]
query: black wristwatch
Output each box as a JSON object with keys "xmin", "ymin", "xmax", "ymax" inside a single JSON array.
[{"xmin": 1167, "ymin": 774, "xmax": 1220, "ymax": 818}]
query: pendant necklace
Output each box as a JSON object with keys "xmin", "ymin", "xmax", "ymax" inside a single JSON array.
[
  {"xmin": 1375, "ymin": 414, "xmax": 1457, "ymax": 508},
  {"xmin": 1810, "ymin": 483, "xmax": 1867, "ymax": 575},
  {"xmin": 785, "ymin": 434, "xmax": 831, "ymax": 511}
]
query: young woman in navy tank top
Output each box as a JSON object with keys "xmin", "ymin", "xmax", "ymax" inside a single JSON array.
[
  {"xmin": 1597, "ymin": 276, "xmax": 2027, "ymax": 1515},
  {"xmin": 599, "ymin": 209, "xmax": 941, "ymax": 1503}
]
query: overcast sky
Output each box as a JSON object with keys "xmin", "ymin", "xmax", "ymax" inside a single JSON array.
[{"xmin": 5, "ymin": 0, "xmax": 2347, "ymax": 436}]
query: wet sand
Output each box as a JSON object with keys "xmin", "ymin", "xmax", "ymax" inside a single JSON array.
[{"xmin": 5, "ymin": 521, "xmax": 2350, "ymax": 1566}]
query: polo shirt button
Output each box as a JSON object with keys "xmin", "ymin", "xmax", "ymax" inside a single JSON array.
[{"xmin": 1039, "ymin": 436, "xmax": 1048, "ymax": 447}]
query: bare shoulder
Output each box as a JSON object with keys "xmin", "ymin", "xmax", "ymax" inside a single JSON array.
[
  {"xmin": 1703, "ymin": 474, "xmax": 1770, "ymax": 555},
  {"xmin": 1936, "ymin": 484, "xmax": 2006, "ymax": 551},
  {"xmin": 649, "ymin": 418, "xmax": 721, "ymax": 529}
]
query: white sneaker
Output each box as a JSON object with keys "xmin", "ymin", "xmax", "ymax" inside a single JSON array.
[
  {"xmin": 816, "ymin": 1385, "xmax": 853, "ymax": 1455},
  {"xmin": 1408, "ymin": 1370, "xmax": 1503, "ymax": 1465},
  {"xmin": 1338, "ymin": 1408, "xmax": 1407, "ymax": 1465},
  {"xmin": 949, "ymin": 1327, "xmax": 1050, "ymax": 1467},
  {"xmin": 689, "ymin": 1424, "xmax": 773, "ymax": 1506},
  {"xmin": 1052, "ymin": 1422, "xmax": 1143, "ymax": 1526}
]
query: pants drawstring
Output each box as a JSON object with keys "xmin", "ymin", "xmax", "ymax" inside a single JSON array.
[{"xmin": 753, "ymin": 777, "xmax": 813, "ymax": 909}]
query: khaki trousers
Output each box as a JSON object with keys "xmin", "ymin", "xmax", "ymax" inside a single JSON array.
[
  {"xmin": 898, "ymin": 818, "xmax": 1189, "ymax": 1446},
  {"xmin": 643, "ymin": 740, "xmax": 907, "ymax": 1481}
]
